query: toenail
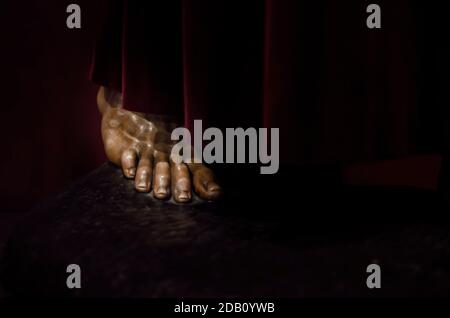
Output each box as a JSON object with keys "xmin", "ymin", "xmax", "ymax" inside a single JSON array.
[
  {"xmin": 137, "ymin": 180, "xmax": 148, "ymax": 191},
  {"xmin": 207, "ymin": 183, "xmax": 221, "ymax": 192},
  {"xmin": 178, "ymin": 191, "xmax": 190, "ymax": 201},
  {"xmin": 156, "ymin": 187, "xmax": 167, "ymax": 196},
  {"xmin": 176, "ymin": 178, "xmax": 190, "ymax": 191}
]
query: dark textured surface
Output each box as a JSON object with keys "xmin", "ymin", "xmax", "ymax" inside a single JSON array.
[{"xmin": 1, "ymin": 163, "xmax": 450, "ymax": 297}]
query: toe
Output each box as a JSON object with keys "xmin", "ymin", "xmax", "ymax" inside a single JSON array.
[
  {"xmin": 135, "ymin": 150, "xmax": 153, "ymax": 193},
  {"xmin": 191, "ymin": 165, "xmax": 223, "ymax": 201},
  {"xmin": 153, "ymin": 160, "xmax": 171, "ymax": 199},
  {"xmin": 171, "ymin": 163, "xmax": 192, "ymax": 203},
  {"xmin": 121, "ymin": 148, "xmax": 138, "ymax": 179}
]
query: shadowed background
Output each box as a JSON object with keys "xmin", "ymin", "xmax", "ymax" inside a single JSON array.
[
  {"xmin": 0, "ymin": 0, "xmax": 449, "ymax": 298},
  {"xmin": 1, "ymin": 0, "xmax": 107, "ymax": 211},
  {"xmin": 0, "ymin": 0, "xmax": 448, "ymax": 213}
]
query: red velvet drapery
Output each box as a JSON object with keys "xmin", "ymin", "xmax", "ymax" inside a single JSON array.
[
  {"xmin": 2, "ymin": 0, "xmax": 447, "ymax": 212},
  {"xmin": 91, "ymin": 0, "xmax": 449, "ymax": 165}
]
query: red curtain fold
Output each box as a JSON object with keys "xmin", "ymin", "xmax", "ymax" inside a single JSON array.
[{"xmin": 90, "ymin": 0, "xmax": 449, "ymax": 165}]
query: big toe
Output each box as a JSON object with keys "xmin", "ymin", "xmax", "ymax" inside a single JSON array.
[{"xmin": 193, "ymin": 169, "xmax": 223, "ymax": 201}]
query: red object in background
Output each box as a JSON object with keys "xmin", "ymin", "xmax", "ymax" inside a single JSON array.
[
  {"xmin": 0, "ymin": 0, "xmax": 447, "ymax": 211},
  {"xmin": 342, "ymin": 155, "xmax": 442, "ymax": 191},
  {"xmin": 91, "ymin": 0, "xmax": 449, "ymax": 167},
  {"xmin": 1, "ymin": 1, "xmax": 107, "ymax": 211}
]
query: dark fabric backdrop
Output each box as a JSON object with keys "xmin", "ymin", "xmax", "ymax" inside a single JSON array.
[
  {"xmin": 0, "ymin": 0, "xmax": 447, "ymax": 211},
  {"xmin": 1, "ymin": 0, "xmax": 107, "ymax": 211},
  {"xmin": 91, "ymin": 0, "xmax": 450, "ymax": 165}
]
